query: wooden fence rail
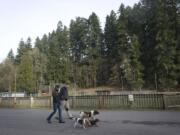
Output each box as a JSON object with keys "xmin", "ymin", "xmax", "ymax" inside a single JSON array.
[
  {"xmin": 0, "ymin": 93, "xmax": 180, "ymax": 110},
  {"xmin": 0, "ymin": 97, "xmax": 52, "ymax": 109},
  {"xmin": 68, "ymin": 94, "xmax": 165, "ymax": 109}
]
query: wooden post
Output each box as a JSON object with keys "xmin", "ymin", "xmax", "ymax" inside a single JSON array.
[
  {"xmin": 30, "ymin": 96, "xmax": 34, "ymax": 108},
  {"xmin": 155, "ymin": 73, "xmax": 158, "ymax": 91},
  {"xmin": 162, "ymin": 94, "xmax": 167, "ymax": 110}
]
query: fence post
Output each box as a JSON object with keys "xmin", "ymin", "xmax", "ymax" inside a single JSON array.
[
  {"xmin": 99, "ymin": 95, "xmax": 103, "ymax": 109},
  {"xmin": 30, "ymin": 96, "xmax": 34, "ymax": 108},
  {"xmin": 0, "ymin": 98, "xmax": 1, "ymax": 106},
  {"xmin": 163, "ymin": 94, "xmax": 167, "ymax": 110},
  {"xmin": 13, "ymin": 97, "xmax": 16, "ymax": 108}
]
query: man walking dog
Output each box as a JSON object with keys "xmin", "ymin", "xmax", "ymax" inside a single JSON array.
[
  {"xmin": 46, "ymin": 85, "xmax": 65, "ymax": 123},
  {"xmin": 59, "ymin": 86, "xmax": 73, "ymax": 119},
  {"xmin": 54, "ymin": 84, "xmax": 73, "ymax": 120}
]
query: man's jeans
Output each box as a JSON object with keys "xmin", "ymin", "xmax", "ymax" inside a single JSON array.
[
  {"xmin": 47, "ymin": 102, "xmax": 63, "ymax": 122},
  {"xmin": 55, "ymin": 100, "xmax": 73, "ymax": 118}
]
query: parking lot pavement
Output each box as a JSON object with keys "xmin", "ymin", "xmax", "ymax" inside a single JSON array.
[{"xmin": 0, "ymin": 108, "xmax": 180, "ymax": 135}]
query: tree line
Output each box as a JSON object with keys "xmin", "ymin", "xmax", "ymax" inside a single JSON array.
[{"xmin": 0, "ymin": 0, "xmax": 179, "ymax": 94}]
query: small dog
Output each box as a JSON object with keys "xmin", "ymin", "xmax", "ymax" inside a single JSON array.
[
  {"xmin": 73, "ymin": 110, "xmax": 99, "ymax": 129},
  {"xmin": 89, "ymin": 118, "xmax": 99, "ymax": 126},
  {"xmin": 79, "ymin": 110, "xmax": 99, "ymax": 120},
  {"xmin": 73, "ymin": 117, "xmax": 91, "ymax": 129}
]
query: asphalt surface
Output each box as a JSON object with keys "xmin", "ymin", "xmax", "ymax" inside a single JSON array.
[{"xmin": 0, "ymin": 108, "xmax": 180, "ymax": 135}]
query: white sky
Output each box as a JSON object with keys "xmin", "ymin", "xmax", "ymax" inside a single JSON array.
[{"xmin": 0, "ymin": 0, "xmax": 139, "ymax": 62}]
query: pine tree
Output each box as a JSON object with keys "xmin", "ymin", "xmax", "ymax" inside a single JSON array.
[
  {"xmin": 17, "ymin": 52, "xmax": 35, "ymax": 94},
  {"xmin": 15, "ymin": 39, "xmax": 26, "ymax": 65},
  {"xmin": 176, "ymin": 1, "xmax": 180, "ymax": 86},
  {"xmin": 15, "ymin": 38, "xmax": 33, "ymax": 65},
  {"xmin": 7, "ymin": 49, "xmax": 15, "ymax": 63},
  {"xmin": 140, "ymin": 0, "xmax": 157, "ymax": 88},
  {"xmin": 87, "ymin": 12, "xmax": 102, "ymax": 87},
  {"xmin": 46, "ymin": 22, "xmax": 71, "ymax": 84},
  {"xmin": 31, "ymin": 47, "xmax": 47, "ymax": 92},
  {"xmin": 69, "ymin": 17, "xmax": 89, "ymax": 87},
  {"xmin": 26, "ymin": 37, "xmax": 32, "ymax": 50},
  {"xmin": 35, "ymin": 34, "xmax": 49, "ymax": 54},
  {"xmin": 0, "ymin": 59, "xmax": 15, "ymax": 92},
  {"xmin": 129, "ymin": 35, "xmax": 144, "ymax": 90},
  {"xmin": 104, "ymin": 10, "xmax": 118, "ymax": 85},
  {"xmin": 110, "ymin": 4, "xmax": 132, "ymax": 88},
  {"xmin": 154, "ymin": 0, "xmax": 177, "ymax": 90}
]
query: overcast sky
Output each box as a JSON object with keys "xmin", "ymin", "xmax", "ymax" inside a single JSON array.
[{"xmin": 0, "ymin": 0, "xmax": 139, "ymax": 62}]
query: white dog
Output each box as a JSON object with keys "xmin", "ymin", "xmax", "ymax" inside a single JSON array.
[
  {"xmin": 79, "ymin": 110, "xmax": 99, "ymax": 120},
  {"xmin": 73, "ymin": 117, "xmax": 91, "ymax": 129}
]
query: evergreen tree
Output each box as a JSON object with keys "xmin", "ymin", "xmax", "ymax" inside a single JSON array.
[
  {"xmin": 15, "ymin": 39, "xmax": 26, "ymax": 64},
  {"xmin": 15, "ymin": 38, "xmax": 32, "ymax": 65},
  {"xmin": 46, "ymin": 22, "xmax": 71, "ymax": 84},
  {"xmin": 31, "ymin": 47, "xmax": 47, "ymax": 92},
  {"xmin": 35, "ymin": 34, "xmax": 49, "ymax": 54},
  {"xmin": 0, "ymin": 59, "xmax": 15, "ymax": 92},
  {"xmin": 7, "ymin": 49, "xmax": 15, "ymax": 63},
  {"xmin": 109, "ymin": 4, "xmax": 132, "ymax": 88},
  {"xmin": 87, "ymin": 12, "xmax": 102, "ymax": 87},
  {"xmin": 140, "ymin": 0, "xmax": 157, "ymax": 88},
  {"xmin": 154, "ymin": 0, "xmax": 177, "ymax": 90},
  {"xmin": 26, "ymin": 37, "xmax": 32, "ymax": 50},
  {"xmin": 69, "ymin": 17, "xmax": 89, "ymax": 87},
  {"xmin": 2, "ymin": 1, "xmax": 178, "ymax": 91},
  {"xmin": 104, "ymin": 10, "xmax": 118, "ymax": 85},
  {"xmin": 17, "ymin": 52, "xmax": 35, "ymax": 93},
  {"xmin": 139, "ymin": 0, "xmax": 179, "ymax": 90},
  {"xmin": 176, "ymin": 1, "xmax": 180, "ymax": 86},
  {"xmin": 129, "ymin": 35, "xmax": 144, "ymax": 90}
]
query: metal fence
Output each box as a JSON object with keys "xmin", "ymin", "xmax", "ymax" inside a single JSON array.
[{"xmin": 0, "ymin": 93, "xmax": 180, "ymax": 110}]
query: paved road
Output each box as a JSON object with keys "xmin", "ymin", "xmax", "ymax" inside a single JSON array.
[{"xmin": 0, "ymin": 108, "xmax": 180, "ymax": 135}]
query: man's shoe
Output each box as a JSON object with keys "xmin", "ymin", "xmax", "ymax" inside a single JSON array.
[
  {"xmin": 59, "ymin": 120, "xmax": 65, "ymax": 123},
  {"xmin": 46, "ymin": 119, "xmax": 51, "ymax": 124}
]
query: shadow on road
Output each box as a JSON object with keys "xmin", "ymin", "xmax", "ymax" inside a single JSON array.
[{"xmin": 122, "ymin": 120, "xmax": 180, "ymax": 127}]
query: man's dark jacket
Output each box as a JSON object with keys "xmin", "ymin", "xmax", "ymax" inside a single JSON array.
[{"xmin": 59, "ymin": 86, "xmax": 68, "ymax": 100}]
